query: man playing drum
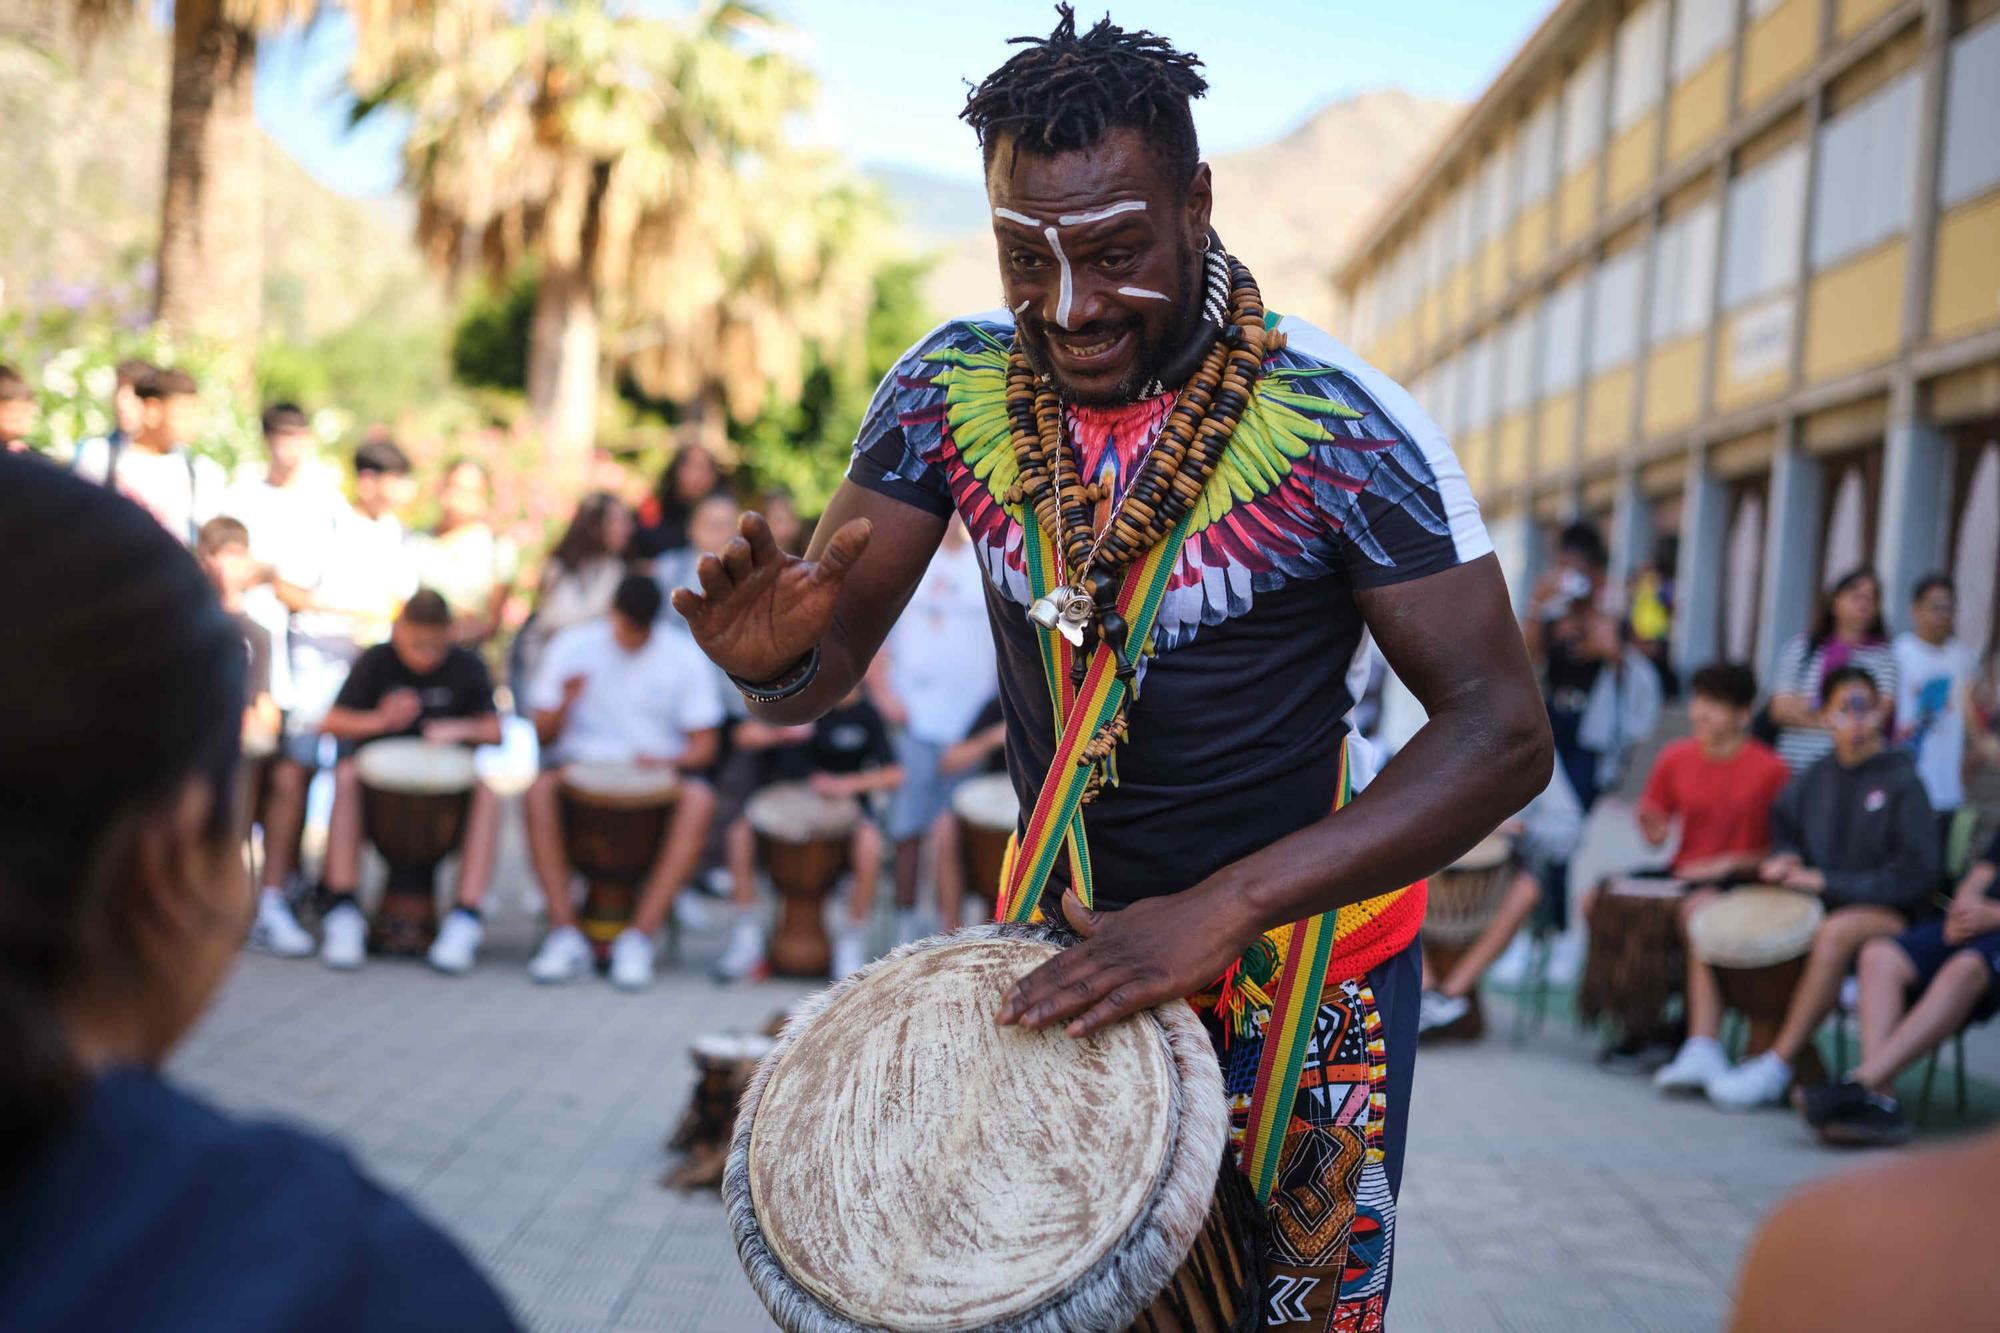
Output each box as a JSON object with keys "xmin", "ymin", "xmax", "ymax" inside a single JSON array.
[
  {"xmin": 523, "ymin": 574, "xmax": 721, "ymax": 989},
  {"xmin": 672, "ymin": 10, "xmax": 1550, "ymax": 1327}
]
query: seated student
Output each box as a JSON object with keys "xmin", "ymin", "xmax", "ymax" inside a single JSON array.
[
  {"xmin": 0, "ymin": 456, "xmax": 515, "ymax": 1330},
  {"xmin": 1703, "ymin": 666, "xmax": 1939, "ymax": 1109},
  {"xmin": 316, "ymin": 591, "xmax": 505, "ymax": 975},
  {"xmin": 925, "ymin": 696, "xmax": 1009, "ymax": 929},
  {"xmin": 1644, "ymin": 663, "xmax": 1792, "ymax": 1092},
  {"xmin": 522, "ymin": 575, "xmax": 722, "ymax": 991},
  {"xmin": 1797, "ymin": 829, "xmax": 2000, "ymax": 1145},
  {"xmin": 196, "ymin": 518, "xmax": 284, "ymax": 779},
  {"xmin": 714, "ymin": 686, "xmax": 904, "ymax": 984}
]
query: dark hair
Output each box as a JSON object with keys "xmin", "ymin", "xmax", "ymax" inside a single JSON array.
[
  {"xmin": 402, "ymin": 588, "xmax": 452, "ymax": 627},
  {"xmin": 612, "ymin": 573, "xmax": 664, "ymax": 627},
  {"xmin": 114, "ymin": 358, "xmax": 155, "ymax": 390},
  {"xmin": 0, "ymin": 456, "xmax": 241, "ymax": 1175},
  {"xmin": 548, "ymin": 492, "xmax": 627, "ymax": 576},
  {"xmin": 656, "ymin": 442, "xmax": 722, "ymax": 508},
  {"xmin": 1809, "ymin": 566, "xmax": 1886, "ymax": 650},
  {"xmin": 1911, "ymin": 572, "xmax": 1954, "ymax": 603},
  {"xmin": 353, "ymin": 437, "xmax": 411, "ymax": 476},
  {"xmin": 962, "ymin": 5, "xmax": 1207, "ymax": 183},
  {"xmin": 196, "ymin": 515, "xmax": 250, "ymax": 556},
  {"xmin": 1821, "ymin": 663, "xmax": 1881, "ymax": 701},
  {"xmin": 1557, "ymin": 520, "xmax": 1608, "ymax": 572},
  {"xmin": 0, "ymin": 364, "xmax": 30, "ymax": 402},
  {"xmin": 1689, "ymin": 662, "xmax": 1758, "ymax": 709},
  {"xmin": 260, "ymin": 401, "xmax": 308, "ymax": 437},
  {"xmin": 136, "ymin": 367, "xmax": 198, "ymax": 400}
]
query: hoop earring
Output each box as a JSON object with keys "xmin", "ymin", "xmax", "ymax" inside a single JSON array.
[{"xmin": 1197, "ymin": 234, "xmax": 1211, "ymax": 253}]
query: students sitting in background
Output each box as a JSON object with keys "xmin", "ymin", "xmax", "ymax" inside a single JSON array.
[
  {"xmin": 196, "ymin": 518, "xmax": 282, "ymax": 763},
  {"xmin": 0, "ymin": 456, "xmax": 515, "ymax": 1331},
  {"xmin": 1647, "ymin": 663, "xmax": 1792, "ymax": 1093},
  {"xmin": 925, "ymin": 697, "xmax": 1009, "ymax": 928},
  {"xmin": 515, "ymin": 491, "xmax": 633, "ymax": 695},
  {"xmin": 522, "ymin": 576, "xmax": 721, "ymax": 990},
  {"xmin": 1703, "ymin": 666, "xmax": 1938, "ymax": 1109},
  {"xmin": 1797, "ymin": 829, "xmax": 2000, "ymax": 1145},
  {"xmin": 315, "ymin": 592, "xmax": 504, "ymax": 975},
  {"xmin": 1767, "ymin": 567, "xmax": 1899, "ymax": 775},
  {"xmin": 72, "ymin": 367, "xmax": 225, "ymax": 546}
]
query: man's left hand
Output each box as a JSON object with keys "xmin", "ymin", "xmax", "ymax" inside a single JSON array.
[{"xmin": 995, "ymin": 886, "xmax": 1257, "ymax": 1038}]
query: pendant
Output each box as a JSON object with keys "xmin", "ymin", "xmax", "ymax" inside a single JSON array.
[{"xmin": 1026, "ymin": 583, "xmax": 1091, "ymax": 647}]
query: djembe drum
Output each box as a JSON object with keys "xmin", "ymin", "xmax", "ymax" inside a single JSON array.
[
  {"xmin": 727, "ymin": 923, "xmax": 1263, "ymax": 1333},
  {"xmin": 1578, "ymin": 877, "xmax": 1687, "ymax": 1040},
  {"xmin": 560, "ymin": 762, "xmax": 678, "ymax": 967},
  {"xmin": 354, "ymin": 738, "xmax": 476, "ymax": 957},
  {"xmin": 1419, "ymin": 834, "xmax": 1514, "ymax": 1040},
  {"xmin": 746, "ymin": 782, "xmax": 859, "ymax": 978},
  {"xmin": 952, "ymin": 772, "xmax": 1019, "ymax": 906},
  {"xmin": 1688, "ymin": 888, "xmax": 1828, "ymax": 1082},
  {"xmin": 664, "ymin": 1031, "xmax": 777, "ymax": 1191}
]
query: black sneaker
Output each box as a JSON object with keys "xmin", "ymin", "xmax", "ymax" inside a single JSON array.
[
  {"xmin": 1819, "ymin": 1092, "xmax": 1912, "ymax": 1147},
  {"xmin": 1799, "ymin": 1079, "xmax": 1868, "ymax": 1129}
]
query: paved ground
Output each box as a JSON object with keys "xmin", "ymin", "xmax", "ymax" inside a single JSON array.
[{"xmin": 172, "ymin": 800, "xmax": 2000, "ymax": 1332}]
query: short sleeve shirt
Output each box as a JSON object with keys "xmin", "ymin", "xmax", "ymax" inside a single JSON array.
[
  {"xmin": 527, "ymin": 619, "xmax": 723, "ymax": 765},
  {"xmin": 1638, "ymin": 737, "xmax": 1791, "ymax": 875},
  {"xmin": 333, "ymin": 643, "xmax": 496, "ymax": 738},
  {"xmin": 846, "ymin": 310, "xmax": 1492, "ymax": 907}
]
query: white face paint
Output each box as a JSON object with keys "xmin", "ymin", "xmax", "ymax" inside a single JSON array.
[
  {"xmin": 1056, "ymin": 199, "xmax": 1147, "ymax": 227},
  {"xmin": 1013, "ymin": 298, "xmax": 1032, "ymax": 316},
  {"xmin": 992, "ymin": 207, "xmax": 1042, "ymax": 228},
  {"xmin": 1116, "ymin": 286, "xmax": 1170, "ymax": 303},
  {"xmin": 1043, "ymin": 226, "xmax": 1075, "ymax": 329}
]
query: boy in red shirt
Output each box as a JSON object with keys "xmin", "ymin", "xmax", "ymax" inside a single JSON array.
[{"xmin": 1646, "ymin": 663, "xmax": 1791, "ymax": 1093}]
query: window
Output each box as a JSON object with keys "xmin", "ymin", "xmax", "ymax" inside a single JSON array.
[
  {"xmin": 1540, "ymin": 275, "xmax": 1590, "ymax": 395},
  {"xmin": 1480, "ymin": 148, "xmax": 1512, "ymax": 238},
  {"xmin": 1498, "ymin": 300, "xmax": 1542, "ymax": 416},
  {"xmin": 1721, "ymin": 143, "xmax": 1807, "ymax": 309},
  {"xmin": 1811, "ymin": 73, "xmax": 1918, "ymax": 267},
  {"xmin": 1671, "ymin": 0, "xmax": 1734, "ymax": 81},
  {"xmin": 1940, "ymin": 18, "xmax": 2000, "ymax": 207},
  {"xmin": 1518, "ymin": 97, "xmax": 1559, "ymax": 207},
  {"xmin": 1649, "ymin": 197, "xmax": 1720, "ymax": 342},
  {"xmin": 1560, "ymin": 49, "xmax": 1609, "ymax": 174},
  {"xmin": 1612, "ymin": 0, "xmax": 1667, "ymax": 131},
  {"xmin": 1591, "ymin": 246, "xmax": 1647, "ymax": 373}
]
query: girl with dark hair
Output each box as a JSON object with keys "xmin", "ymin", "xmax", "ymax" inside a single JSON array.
[
  {"xmin": 411, "ymin": 455, "xmax": 518, "ymax": 649},
  {"xmin": 632, "ymin": 440, "xmax": 725, "ymax": 559},
  {"xmin": 1770, "ymin": 567, "xmax": 1900, "ymax": 773},
  {"xmin": 515, "ymin": 490, "xmax": 633, "ymax": 691},
  {"xmin": 0, "ymin": 456, "xmax": 514, "ymax": 1330}
]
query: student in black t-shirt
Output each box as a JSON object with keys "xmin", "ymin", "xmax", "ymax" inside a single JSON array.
[
  {"xmin": 0, "ymin": 457, "xmax": 516, "ymax": 1332},
  {"xmin": 316, "ymin": 590, "xmax": 504, "ymax": 975},
  {"xmin": 713, "ymin": 686, "xmax": 903, "ymax": 982}
]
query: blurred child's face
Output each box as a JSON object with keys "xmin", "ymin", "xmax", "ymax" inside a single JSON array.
[
  {"xmin": 688, "ymin": 497, "xmax": 741, "ymax": 553},
  {"xmin": 1687, "ymin": 692, "xmax": 1749, "ymax": 747},
  {"xmin": 354, "ymin": 468, "xmax": 411, "ymax": 518},
  {"xmin": 0, "ymin": 397, "xmax": 35, "ymax": 442},
  {"xmin": 114, "ymin": 384, "xmax": 145, "ymax": 435},
  {"xmin": 1830, "ymin": 577, "xmax": 1879, "ymax": 637},
  {"xmin": 1911, "ymin": 586, "xmax": 1955, "ymax": 643},
  {"xmin": 152, "ymin": 392, "xmax": 200, "ymax": 446},
  {"xmin": 201, "ymin": 541, "xmax": 257, "ymax": 600},
  {"xmin": 264, "ymin": 426, "xmax": 310, "ymax": 479},
  {"xmin": 603, "ymin": 502, "xmax": 634, "ymax": 555},
  {"xmin": 1823, "ymin": 680, "xmax": 1883, "ymax": 747},
  {"xmin": 440, "ymin": 463, "xmax": 488, "ymax": 525},
  {"xmin": 612, "ymin": 611, "xmax": 651, "ymax": 653},
  {"xmin": 391, "ymin": 618, "xmax": 451, "ymax": 675}
]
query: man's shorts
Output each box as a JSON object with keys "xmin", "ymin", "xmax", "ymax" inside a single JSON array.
[
  {"xmin": 1890, "ymin": 918, "xmax": 2000, "ymax": 1022},
  {"xmin": 885, "ymin": 734, "xmax": 967, "ymax": 843}
]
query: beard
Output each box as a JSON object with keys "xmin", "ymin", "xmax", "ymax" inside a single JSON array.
[{"xmin": 1014, "ymin": 243, "xmax": 1204, "ymax": 407}]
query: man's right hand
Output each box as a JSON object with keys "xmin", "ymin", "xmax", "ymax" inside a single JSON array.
[
  {"xmin": 377, "ymin": 689, "xmax": 422, "ymax": 732},
  {"xmin": 671, "ymin": 511, "xmax": 874, "ymax": 683}
]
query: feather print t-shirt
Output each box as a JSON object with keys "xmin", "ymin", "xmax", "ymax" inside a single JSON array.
[{"xmin": 848, "ymin": 310, "xmax": 1491, "ymax": 908}]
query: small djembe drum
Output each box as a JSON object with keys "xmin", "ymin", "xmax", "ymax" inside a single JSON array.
[
  {"xmin": 354, "ymin": 738, "xmax": 476, "ymax": 957},
  {"xmin": 1419, "ymin": 834, "xmax": 1515, "ymax": 1040},
  {"xmin": 726, "ymin": 923, "xmax": 1264, "ymax": 1332},
  {"xmin": 951, "ymin": 772, "xmax": 1019, "ymax": 908},
  {"xmin": 1688, "ymin": 887, "xmax": 1827, "ymax": 1081},
  {"xmin": 664, "ymin": 1031, "xmax": 777, "ymax": 1191},
  {"xmin": 746, "ymin": 782, "xmax": 860, "ymax": 978},
  {"xmin": 1578, "ymin": 876, "xmax": 1688, "ymax": 1040},
  {"xmin": 559, "ymin": 761, "xmax": 678, "ymax": 967}
]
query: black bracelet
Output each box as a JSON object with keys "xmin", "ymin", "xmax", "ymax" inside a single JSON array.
[{"xmin": 730, "ymin": 645, "xmax": 822, "ymax": 704}]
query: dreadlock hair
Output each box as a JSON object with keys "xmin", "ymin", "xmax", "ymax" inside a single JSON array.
[{"xmin": 961, "ymin": 5, "xmax": 1209, "ymax": 184}]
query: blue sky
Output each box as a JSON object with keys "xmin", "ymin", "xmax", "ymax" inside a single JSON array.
[{"xmin": 256, "ymin": 1, "xmax": 1555, "ymax": 198}]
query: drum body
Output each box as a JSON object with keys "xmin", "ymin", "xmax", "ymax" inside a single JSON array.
[
  {"xmin": 747, "ymin": 783, "xmax": 859, "ymax": 978},
  {"xmin": 1418, "ymin": 836, "xmax": 1513, "ymax": 1041},
  {"xmin": 560, "ymin": 763, "xmax": 678, "ymax": 966},
  {"xmin": 951, "ymin": 773, "xmax": 1019, "ymax": 906},
  {"xmin": 1578, "ymin": 878, "xmax": 1686, "ymax": 1039},
  {"xmin": 355, "ymin": 740, "xmax": 476, "ymax": 957},
  {"xmin": 725, "ymin": 923, "xmax": 1262, "ymax": 1333},
  {"xmin": 1688, "ymin": 888, "xmax": 1828, "ymax": 1079},
  {"xmin": 666, "ymin": 1032, "xmax": 778, "ymax": 1191}
]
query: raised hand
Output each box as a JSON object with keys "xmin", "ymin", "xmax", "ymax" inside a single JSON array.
[{"xmin": 671, "ymin": 511, "xmax": 873, "ymax": 684}]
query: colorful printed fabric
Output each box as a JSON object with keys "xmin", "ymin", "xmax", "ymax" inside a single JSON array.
[{"xmin": 847, "ymin": 309, "xmax": 1491, "ymax": 911}]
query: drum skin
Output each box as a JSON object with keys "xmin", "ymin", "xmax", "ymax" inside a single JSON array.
[
  {"xmin": 560, "ymin": 766, "xmax": 677, "ymax": 965},
  {"xmin": 725, "ymin": 923, "xmax": 1256, "ymax": 1333}
]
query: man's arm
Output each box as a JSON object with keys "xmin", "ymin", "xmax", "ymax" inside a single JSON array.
[{"xmin": 673, "ymin": 727, "xmax": 720, "ymax": 772}]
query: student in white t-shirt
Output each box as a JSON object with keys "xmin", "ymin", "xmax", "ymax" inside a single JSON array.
[
  {"xmin": 71, "ymin": 368, "xmax": 225, "ymax": 546},
  {"xmin": 521, "ymin": 576, "xmax": 722, "ymax": 990},
  {"xmin": 1893, "ymin": 573, "xmax": 1978, "ymax": 828}
]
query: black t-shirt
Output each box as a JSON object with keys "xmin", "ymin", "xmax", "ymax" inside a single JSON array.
[
  {"xmin": 846, "ymin": 312, "xmax": 1490, "ymax": 907},
  {"xmin": 966, "ymin": 696, "xmax": 1007, "ymax": 775},
  {"xmin": 0, "ymin": 1068, "xmax": 517, "ymax": 1332},
  {"xmin": 759, "ymin": 699, "xmax": 895, "ymax": 785},
  {"xmin": 232, "ymin": 610, "xmax": 272, "ymax": 707},
  {"xmin": 333, "ymin": 642, "xmax": 496, "ymax": 737}
]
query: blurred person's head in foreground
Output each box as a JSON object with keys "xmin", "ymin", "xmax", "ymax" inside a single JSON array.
[
  {"xmin": 390, "ymin": 590, "xmax": 454, "ymax": 675},
  {"xmin": 259, "ymin": 402, "xmax": 311, "ymax": 485},
  {"xmin": 1686, "ymin": 662, "xmax": 1758, "ymax": 752},
  {"xmin": 353, "ymin": 437, "xmax": 413, "ymax": 520},
  {"xmin": 195, "ymin": 516, "xmax": 257, "ymax": 612},
  {"xmin": 0, "ymin": 365, "xmax": 35, "ymax": 449},
  {"xmin": 135, "ymin": 368, "xmax": 199, "ymax": 452}
]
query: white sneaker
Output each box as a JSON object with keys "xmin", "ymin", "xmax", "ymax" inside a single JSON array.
[
  {"xmin": 1705, "ymin": 1050, "xmax": 1793, "ymax": 1110},
  {"xmin": 320, "ymin": 902, "xmax": 367, "ymax": 971},
  {"xmin": 831, "ymin": 924, "xmax": 869, "ymax": 982},
  {"xmin": 1486, "ymin": 932, "xmax": 1533, "ymax": 986},
  {"xmin": 1544, "ymin": 931, "xmax": 1586, "ymax": 986},
  {"xmin": 248, "ymin": 889, "xmax": 315, "ymax": 958},
  {"xmin": 712, "ymin": 914, "xmax": 767, "ymax": 983},
  {"xmin": 673, "ymin": 890, "xmax": 715, "ymax": 933},
  {"xmin": 426, "ymin": 910, "xmax": 484, "ymax": 975},
  {"xmin": 609, "ymin": 928, "xmax": 657, "ymax": 991},
  {"xmin": 1417, "ymin": 989, "xmax": 1471, "ymax": 1034},
  {"xmin": 527, "ymin": 926, "xmax": 593, "ymax": 984},
  {"xmin": 1654, "ymin": 1036, "xmax": 1730, "ymax": 1094}
]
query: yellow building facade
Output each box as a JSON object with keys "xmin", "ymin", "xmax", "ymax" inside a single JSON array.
[{"xmin": 1336, "ymin": 0, "xmax": 2000, "ymax": 678}]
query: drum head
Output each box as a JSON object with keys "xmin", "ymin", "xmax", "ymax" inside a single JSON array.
[
  {"xmin": 1688, "ymin": 888, "xmax": 1825, "ymax": 968},
  {"xmin": 949, "ymin": 773, "xmax": 1019, "ymax": 832},
  {"xmin": 561, "ymin": 761, "xmax": 678, "ymax": 805},
  {"xmin": 1449, "ymin": 833, "xmax": 1513, "ymax": 872},
  {"xmin": 727, "ymin": 923, "xmax": 1227, "ymax": 1333},
  {"xmin": 354, "ymin": 738, "xmax": 476, "ymax": 794},
  {"xmin": 746, "ymin": 781, "xmax": 859, "ymax": 843}
]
